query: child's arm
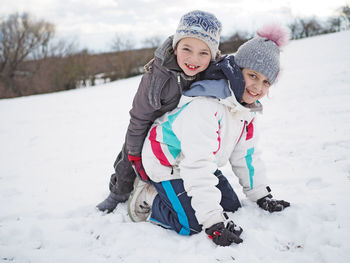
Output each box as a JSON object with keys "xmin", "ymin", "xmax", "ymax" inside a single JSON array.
[
  {"xmin": 126, "ymin": 62, "xmax": 180, "ymax": 156},
  {"xmin": 229, "ymin": 117, "xmax": 290, "ymax": 211},
  {"xmin": 126, "ymin": 72, "xmax": 159, "ymax": 156},
  {"xmin": 175, "ymin": 98, "xmax": 226, "ymax": 230},
  {"xmin": 229, "ymin": 117, "xmax": 271, "ymax": 202}
]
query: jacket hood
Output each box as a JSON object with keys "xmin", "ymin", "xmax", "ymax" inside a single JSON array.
[
  {"xmin": 184, "ymin": 55, "xmax": 263, "ymax": 112},
  {"xmin": 200, "ymin": 55, "xmax": 245, "ymax": 103},
  {"xmin": 183, "ymin": 78, "xmax": 263, "ymax": 113},
  {"xmin": 154, "ymin": 36, "xmax": 181, "ymax": 71},
  {"xmin": 183, "ymin": 79, "xmax": 231, "ymax": 99}
]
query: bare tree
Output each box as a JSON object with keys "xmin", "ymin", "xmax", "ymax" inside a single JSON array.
[
  {"xmin": 288, "ymin": 17, "xmax": 322, "ymax": 39},
  {"xmin": 299, "ymin": 17, "xmax": 322, "ymax": 38},
  {"xmin": 219, "ymin": 30, "xmax": 250, "ymax": 54},
  {"xmin": 111, "ymin": 33, "xmax": 135, "ymax": 51},
  {"xmin": 339, "ymin": 5, "xmax": 350, "ymax": 29},
  {"xmin": 0, "ymin": 12, "xmax": 54, "ymax": 96},
  {"xmin": 327, "ymin": 16, "xmax": 342, "ymax": 33},
  {"xmin": 288, "ymin": 18, "xmax": 303, "ymax": 39},
  {"xmin": 142, "ymin": 35, "xmax": 163, "ymax": 48},
  {"xmin": 48, "ymin": 39, "xmax": 78, "ymax": 58}
]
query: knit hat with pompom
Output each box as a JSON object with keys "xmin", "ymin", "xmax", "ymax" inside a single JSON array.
[{"xmin": 235, "ymin": 24, "xmax": 289, "ymax": 84}]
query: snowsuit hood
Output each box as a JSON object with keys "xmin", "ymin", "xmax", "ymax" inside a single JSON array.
[
  {"xmin": 200, "ymin": 54, "xmax": 245, "ymax": 103},
  {"xmin": 183, "ymin": 55, "xmax": 263, "ymax": 113}
]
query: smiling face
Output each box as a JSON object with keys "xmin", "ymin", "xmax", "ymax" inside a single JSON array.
[
  {"xmin": 174, "ymin": 37, "xmax": 212, "ymax": 77},
  {"xmin": 241, "ymin": 68, "xmax": 271, "ymax": 104}
]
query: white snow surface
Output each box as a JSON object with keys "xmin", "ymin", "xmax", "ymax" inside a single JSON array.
[{"xmin": 1, "ymin": 31, "xmax": 350, "ymax": 263}]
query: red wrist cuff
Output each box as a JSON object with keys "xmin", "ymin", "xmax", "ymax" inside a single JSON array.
[{"xmin": 128, "ymin": 154, "xmax": 141, "ymax": 161}]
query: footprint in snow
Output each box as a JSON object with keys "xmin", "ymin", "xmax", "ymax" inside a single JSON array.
[{"xmin": 306, "ymin": 177, "xmax": 329, "ymax": 190}]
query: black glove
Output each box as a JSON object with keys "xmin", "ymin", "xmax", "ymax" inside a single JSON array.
[
  {"xmin": 257, "ymin": 194, "xmax": 290, "ymax": 213},
  {"xmin": 226, "ymin": 220, "xmax": 243, "ymax": 237},
  {"xmin": 205, "ymin": 221, "xmax": 243, "ymax": 246}
]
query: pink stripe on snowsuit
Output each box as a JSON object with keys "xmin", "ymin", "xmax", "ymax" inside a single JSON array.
[{"xmin": 149, "ymin": 126, "xmax": 172, "ymax": 167}]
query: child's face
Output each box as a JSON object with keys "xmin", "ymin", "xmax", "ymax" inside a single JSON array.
[
  {"xmin": 241, "ymin": 68, "xmax": 271, "ymax": 104},
  {"xmin": 174, "ymin": 37, "xmax": 211, "ymax": 76}
]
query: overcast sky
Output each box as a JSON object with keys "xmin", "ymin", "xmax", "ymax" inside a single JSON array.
[{"xmin": 1, "ymin": 0, "xmax": 349, "ymax": 52}]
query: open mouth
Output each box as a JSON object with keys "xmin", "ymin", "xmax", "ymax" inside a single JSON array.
[
  {"xmin": 247, "ymin": 89, "xmax": 259, "ymax": 97},
  {"xmin": 185, "ymin": 63, "xmax": 200, "ymax": 71}
]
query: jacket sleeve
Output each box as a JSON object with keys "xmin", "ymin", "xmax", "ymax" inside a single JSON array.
[
  {"xmin": 174, "ymin": 99, "xmax": 226, "ymax": 229},
  {"xmin": 229, "ymin": 117, "xmax": 270, "ymax": 201},
  {"xmin": 126, "ymin": 69, "xmax": 171, "ymax": 155}
]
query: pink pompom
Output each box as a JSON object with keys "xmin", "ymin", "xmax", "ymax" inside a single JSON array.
[{"xmin": 257, "ymin": 24, "xmax": 289, "ymax": 48}]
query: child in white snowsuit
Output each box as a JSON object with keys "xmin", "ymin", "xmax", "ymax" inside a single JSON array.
[
  {"xmin": 128, "ymin": 24, "xmax": 291, "ymax": 247},
  {"xmin": 97, "ymin": 10, "xmax": 223, "ymax": 213}
]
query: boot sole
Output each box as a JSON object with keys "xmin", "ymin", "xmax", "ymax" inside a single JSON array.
[{"xmin": 127, "ymin": 177, "xmax": 148, "ymax": 222}]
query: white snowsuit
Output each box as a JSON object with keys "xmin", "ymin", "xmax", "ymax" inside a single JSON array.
[{"xmin": 142, "ymin": 79, "xmax": 271, "ymax": 229}]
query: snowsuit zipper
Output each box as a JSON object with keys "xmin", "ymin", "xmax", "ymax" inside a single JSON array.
[{"xmin": 237, "ymin": 120, "xmax": 247, "ymax": 144}]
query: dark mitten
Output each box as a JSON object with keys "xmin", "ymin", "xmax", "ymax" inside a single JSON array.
[
  {"xmin": 128, "ymin": 154, "xmax": 149, "ymax": 181},
  {"xmin": 257, "ymin": 194, "xmax": 290, "ymax": 213},
  {"xmin": 226, "ymin": 220, "xmax": 243, "ymax": 237},
  {"xmin": 96, "ymin": 192, "xmax": 129, "ymax": 213},
  {"xmin": 205, "ymin": 221, "xmax": 243, "ymax": 246}
]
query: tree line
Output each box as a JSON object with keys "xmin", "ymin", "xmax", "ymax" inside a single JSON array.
[
  {"xmin": 1, "ymin": 5, "xmax": 349, "ymax": 99},
  {"xmin": 288, "ymin": 6, "xmax": 350, "ymax": 39}
]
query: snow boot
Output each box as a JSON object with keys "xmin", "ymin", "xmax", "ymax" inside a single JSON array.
[
  {"xmin": 128, "ymin": 177, "xmax": 157, "ymax": 222},
  {"xmin": 96, "ymin": 192, "xmax": 129, "ymax": 213}
]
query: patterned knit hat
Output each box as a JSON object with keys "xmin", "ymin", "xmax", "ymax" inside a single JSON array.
[
  {"xmin": 172, "ymin": 10, "xmax": 222, "ymax": 60},
  {"xmin": 235, "ymin": 24, "xmax": 289, "ymax": 84}
]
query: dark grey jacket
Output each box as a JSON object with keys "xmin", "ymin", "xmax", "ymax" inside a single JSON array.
[{"xmin": 126, "ymin": 36, "xmax": 198, "ymax": 155}]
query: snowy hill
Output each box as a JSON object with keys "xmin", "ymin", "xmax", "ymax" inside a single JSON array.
[{"xmin": 1, "ymin": 31, "xmax": 350, "ymax": 263}]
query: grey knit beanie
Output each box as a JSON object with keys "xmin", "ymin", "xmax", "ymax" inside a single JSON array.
[
  {"xmin": 172, "ymin": 10, "xmax": 222, "ymax": 60},
  {"xmin": 235, "ymin": 24, "xmax": 289, "ymax": 84}
]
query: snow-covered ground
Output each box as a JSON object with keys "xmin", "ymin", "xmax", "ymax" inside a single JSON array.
[{"xmin": 1, "ymin": 31, "xmax": 350, "ymax": 263}]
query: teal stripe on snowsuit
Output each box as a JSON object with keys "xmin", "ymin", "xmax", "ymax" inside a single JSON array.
[
  {"xmin": 161, "ymin": 181, "xmax": 190, "ymax": 235},
  {"xmin": 161, "ymin": 103, "xmax": 189, "ymax": 159},
  {"xmin": 245, "ymin": 147, "xmax": 255, "ymax": 189}
]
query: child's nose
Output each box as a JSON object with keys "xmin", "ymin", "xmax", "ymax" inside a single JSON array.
[
  {"xmin": 255, "ymin": 82, "xmax": 264, "ymax": 92},
  {"xmin": 192, "ymin": 54, "xmax": 201, "ymax": 64}
]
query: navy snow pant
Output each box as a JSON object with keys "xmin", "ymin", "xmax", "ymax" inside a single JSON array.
[{"xmin": 149, "ymin": 170, "xmax": 241, "ymax": 235}]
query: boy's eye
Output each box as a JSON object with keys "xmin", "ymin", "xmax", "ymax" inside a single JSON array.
[
  {"xmin": 200, "ymin": 51, "xmax": 209, "ymax": 56},
  {"xmin": 182, "ymin": 47, "xmax": 191, "ymax": 52}
]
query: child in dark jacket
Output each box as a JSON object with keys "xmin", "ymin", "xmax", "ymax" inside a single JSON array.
[{"xmin": 97, "ymin": 10, "xmax": 223, "ymax": 212}]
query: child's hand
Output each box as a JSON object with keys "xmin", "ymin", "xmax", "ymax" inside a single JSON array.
[
  {"xmin": 257, "ymin": 194, "xmax": 290, "ymax": 213},
  {"xmin": 205, "ymin": 221, "xmax": 243, "ymax": 246},
  {"xmin": 128, "ymin": 154, "xmax": 149, "ymax": 182}
]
